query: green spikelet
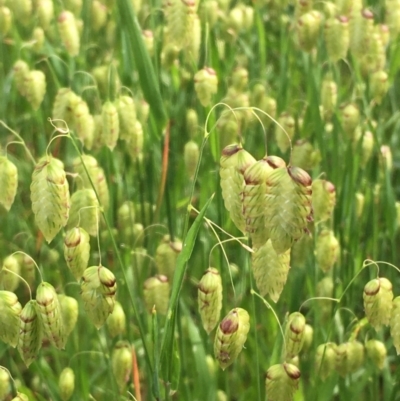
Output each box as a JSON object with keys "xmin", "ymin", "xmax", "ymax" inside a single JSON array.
[
  {"xmin": 194, "ymin": 67, "xmax": 218, "ymax": 107},
  {"xmin": 0, "ymin": 156, "xmax": 18, "ymax": 211},
  {"xmin": 390, "ymin": 297, "xmax": 400, "ymax": 354},
  {"xmin": 80, "ymin": 265, "xmax": 116, "ymax": 329},
  {"xmin": 198, "ymin": 268, "xmax": 223, "ymax": 334},
  {"xmin": 217, "ymin": 112, "xmax": 239, "ymax": 149},
  {"xmin": 335, "ymin": 342, "xmax": 355, "ymax": 377},
  {"xmin": 250, "ymin": 85, "xmax": 277, "ymax": 128},
  {"xmin": 73, "ymin": 155, "xmax": 109, "ymax": 211},
  {"xmin": 67, "ymin": 189, "xmax": 99, "ymax": 236},
  {"xmin": 23, "ymin": 70, "xmax": 46, "ymax": 110},
  {"xmin": 116, "ymin": 96, "xmax": 137, "ymax": 142},
  {"xmin": 1, "ymin": 254, "xmax": 21, "ymax": 291},
  {"xmin": 126, "ymin": 120, "xmax": 144, "ymax": 161},
  {"xmin": 366, "ymin": 339, "xmax": 387, "ymax": 369},
  {"xmin": 0, "ymin": 291, "xmax": 22, "ymax": 347},
  {"xmin": 117, "ymin": 201, "xmax": 135, "ymax": 230},
  {"xmin": 11, "ymin": 392, "xmax": 29, "ymax": 401},
  {"xmin": 315, "ymin": 229, "xmax": 339, "ymax": 273},
  {"xmin": 290, "ymin": 232, "xmax": 313, "ymax": 268},
  {"xmin": 71, "ymin": 98, "xmax": 94, "ymax": 150},
  {"xmin": 112, "ymin": 341, "xmax": 132, "ymax": 393},
  {"xmin": 316, "ymin": 276, "xmax": 334, "ymax": 321},
  {"xmin": 243, "ymin": 156, "xmax": 286, "ymax": 248},
  {"xmin": 184, "ymin": 140, "xmax": 200, "ymax": 179},
  {"xmin": 37, "ymin": 0, "xmax": 54, "ymax": 30},
  {"xmin": 20, "ymin": 255, "xmax": 35, "ymax": 287},
  {"xmin": 251, "ymin": 239, "xmax": 291, "ymax": 302},
  {"xmin": 52, "ymin": 88, "xmax": 72, "ymax": 121},
  {"xmin": 348, "ymin": 341, "xmax": 364, "ymax": 373},
  {"xmin": 91, "ymin": 0, "xmax": 107, "ymax": 32},
  {"xmin": 220, "ymin": 144, "xmax": 256, "ymax": 233},
  {"xmin": 355, "ymin": 192, "xmax": 365, "ymax": 218},
  {"xmin": 321, "ymin": 75, "xmax": 337, "ymax": 121},
  {"xmin": 274, "ymin": 112, "xmax": 295, "ymax": 153},
  {"xmin": 13, "ymin": 60, "xmax": 29, "ymax": 97},
  {"xmin": 32, "ymin": 27, "xmax": 45, "ymax": 53},
  {"xmin": 312, "ymin": 179, "xmax": 336, "ymax": 223},
  {"xmin": 265, "ymin": 363, "xmax": 301, "ymax": 401},
  {"xmin": 106, "ymin": 301, "xmax": 126, "ymax": 338},
  {"xmin": 363, "ymin": 277, "xmax": 393, "ymax": 330},
  {"xmin": 58, "ymin": 11, "xmax": 80, "ymax": 57},
  {"xmin": 302, "ymin": 324, "xmax": 313, "ymax": 353},
  {"xmin": 59, "ymin": 367, "xmax": 75, "ymax": 401},
  {"xmin": 17, "ymin": 300, "xmax": 42, "ymax": 367},
  {"xmin": 31, "ymin": 156, "xmax": 70, "ymax": 243},
  {"xmin": 284, "ymin": 312, "xmax": 306, "ymax": 359},
  {"xmin": 386, "ymin": 0, "xmax": 400, "ymax": 38},
  {"xmin": 296, "ymin": 10, "xmax": 322, "ymax": 52},
  {"xmin": 315, "ymin": 342, "xmax": 336, "ymax": 380},
  {"xmin": 324, "ymin": 16, "xmax": 349, "ymax": 62},
  {"xmin": 290, "ymin": 140, "xmax": 321, "ymax": 171},
  {"xmin": 214, "ymin": 308, "xmax": 250, "ymax": 370},
  {"xmin": 265, "ymin": 166, "xmax": 313, "ymax": 254},
  {"xmin": 370, "ymin": 70, "xmax": 389, "ymax": 104},
  {"xmin": 36, "ymin": 282, "xmax": 65, "ymax": 349},
  {"xmin": 58, "ymin": 294, "xmax": 78, "ymax": 338},
  {"xmin": 341, "ymin": 103, "xmax": 360, "ymax": 140},
  {"xmin": 155, "ymin": 235, "xmax": 182, "ymax": 281},
  {"xmin": 64, "ymin": 227, "xmax": 90, "ymax": 280},
  {"xmin": 143, "ymin": 275, "xmax": 170, "ymax": 315},
  {"xmin": 101, "ymin": 101, "xmax": 120, "ymax": 151},
  {"xmin": 9, "ymin": 0, "xmax": 32, "ymax": 26},
  {"xmin": 0, "ymin": 368, "xmax": 10, "ymax": 400},
  {"xmin": 0, "ymin": 7, "xmax": 12, "ymax": 36}
]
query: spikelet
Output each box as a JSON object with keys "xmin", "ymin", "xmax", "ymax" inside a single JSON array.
[
  {"xmin": 265, "ymin": 363, "xmax": 301, "ymax": 401},
  {"xmin": 315, "ymin": 342, "xmax": 336, "ymax": 380},
  {"xmin": 126, "ymin": 120, "xmax": 144, "ymax": 160},
  {"xmin": 13, "ymin": 60, "xmax": 29, "ymax": 97},
  {"xmin": 361, "ymin": 24, "xmax": 386, "ymax": 75},
  {"xmin": 349, "ymin": 341, "xmax": 364, "ymax": 373},
  {"xmin": 366, "ymin": 339, "xmax": 387, "ymax": 369},
  {"xmin": 198, "ymin": 268, "xmax": 223, "ymax": 334},
  {"xmin": 116, "ymin": 96, "xmax": 137, "ymax": 142},
  {"xmin": 315, "ymin": 229, "xmax": 339, "ymax": 273},
  {"xmin": 341, "ymin": 103, "xmax": 360, "ymax": 140},
  {"xmin": 324, "ymin": 16, "xmax": 349, "ymax": 62},
  {"xmin": 143, "ymin": 275, "xmax": 170, "ymax": 315},
  {"xmin": 106, "ymin": 301, "xmax": 126, "ymax": 338},
  {"xmin": 36, "ymin": 282, "xmax": 65, "ymax": 349},
  {"xmin": 1, "ymin": 254, "xmax": 21, "ymax": 291},
  {"xmin": 275, "ymin": 113, "xmax": 295, "ymax": 153},
  {"xmin": 31, "ymin": 156, "xmax": 70, "ymax": 243},
  {"xmin": 73, "ymin": 155, "xmax": 109, "ymax": 211},
  {"xmin": 302, "ymin": 324, "xmax": 313, "ymax": 353},
  {"xmin": 155, "ymin": 235, "xmax": 182, "ymax": 281},
  {"xmin": 349, "ymin": 7, "xmax": 367, "ymax": 56},
  {"xmin": 355, "ymin": 192, "xmax": 365, "ymax": 218},
  {"xmin": 70, "ymin": 98, "xmax": 94, "ymax": 149},
  {"xmin": 243, "ymin": 156, "xmax": 286, "ymax": 248},
  {"xmin": 101, "ymin": 101, "xmax": 120, "ymax": 151},
  {"xmin": 32, "ymin": 27, "xmax": 45, "ymax": 53},
  {"xmin": 23, "ymin": 70, "xmax": 46, "ymax": 110},
  {"xmin": 9, "ymin": 0, "xmax": 32, "ymax": 25},
  {"xmin": 265, "ymin": 167, "xmax": 312, "ymax": 254},
  {"xmin": 214, "ymin": 308, "xmax": 250, "ymax": 370},
  {"xmin": 91, "ymin": 0, "xmax": 107, "ymax": 32},
  {"xmin": 64, "ymin": 227, "xmax": 90, "ymax": 280},
  {"xmin": 363, "ymin": 277, "xmax": 393, "ymax": 330},
  {"xmin": 80, "ymin": 265, "xmax": 116, "ymax": 329},
  {"xmin": 143, "ymin": 30, "xmax": 154, "ymax": 55},
  {"xmin": 321, "ymin": 76, "xmax": 337, "ymax": 121},
  {"xmin": 58, "ymin": 294, "xmax": 78, "ymax": 338},
  {"xmin": 370, "ymin": 70, "xmax": 389, "ymax": 104},
  {"xmin": 290, "ymin": 232, "xmax": 313, "ymax": 267},
  {"xmin": 20, "ymin": 255, "xmax": 35, "ymax": 287},
  {"xmin": 220, "ymin": 144, "xmax": 256, "ymax": 233},
  {"xmin": 251, "ymin": 239, "xmax": 291, "ymax": 302},
  {"xmin": 390, "ymin": 297, "xmax": 400, "ymax": 354},
  {"xmin": 0, "ymin": 7, "xmax": 12, "ymax": 36},
  {"xmin": 184, "ymin": 140, "xmax": 199, "ymax": 179},
  {"xmin": 52, "ymin": 88, "xmax": 72, "ymax": 121},
  {"xmin": 92, "ymin": 65, "xmax": 121, "ymax": 99},
  {"xmin": 335, "ymin": 342, "xmax": 354, "ymax": 377},
  {"xmin": 59, "ymin": 367, "xmax": 75, "ymax": 401},
  {"xmin": 58, "ymin": 11, "xmax": 80, "ymax": 57},
  {"xmin": 312, "ymin": 179, "xmax": 336, "ymax": 223},
  {"xmin": 194, "ymin": 67, "xmax": 218, "ymax": 107},
  {"xmin": 67, "ymin": 189, "xmax": 99, "ymax": 236},
  {"xmin": 296, "ymin": 10, "xmax": 322, "ymax": 52},
  {"xmin": 290, "ymin": 140, "xmax": 321, "ymax": 171},
  {"xmin": 112, "ymin": 341, "xmax": 132, "ymax": 393},
  {"xmin": 0, "ymin": 291, "xmax": 22, "ymax": 347},
  {"xmin": 284, "ymin": 312, "xmax": 306, "ymax": 360},
  {"xmin": 12, "ymin": 392, "xmax": 29, "ymax": 401},
  {"xmin": 37, "ymin": 0, "xmax": 54, "ymax": 30},
  {"xmin": 386, "ymin": 0, "xmax": 400, "ymax": 38},
  {"xmin": 17, "ymin": 300, "xmax": 42, "ymax": 367},
  {"xmin": 0, "ymin": 368, "xmax": 9, "ymax": 400}
]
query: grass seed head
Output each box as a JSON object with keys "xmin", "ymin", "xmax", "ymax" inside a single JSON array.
[
  {"xmin": 112, "ymin": 341, "xmax": 132, "ymax": 393},
  {"xmin": 315, "ymin": 229, "xmax": 339, "ymax": 273},
  {"xmin": 91, "ymin": 0, "xmax": 107, "ymax": 32},
  {"xmin": 0, "ymin": 7, "xmax": 12, "ymax": 36},
  {"xmin": 58, "ymin": 294, "xmax": 79, "ymax": 338},
  {"xmin": 52, "ymin": 88, "xmax": 72, "ymax": 121},
  {"xmin": 143, "ymin": 274, "xmax": 170, "ymax": 315},
  {"xmin": 116, "ymin": 96, "xmax": 137, "ymax": 142},
  {"xmin": 0, "ymin": 290, "xmax": 22, "ymax": 347},
  {"xmin": 13, "ymin": 60, "xmax": 29, "ymax": 97},
  {"xmin": 291, "ymin": 140, "xmax": 321, "ymax": 171},
  {"xmin": 1, "ymin": 254, "xmax": 21, "ymax": 291},
  {"xmin": 370, "ymin": 70, "xmax": 389, "ymax": 104},
  {"xmin": 37, "ymin": 0, "xmax": 54, "ymax": 30},
  {"xmin": 106, "ymin": 301, "xmax": 126, "ymax": 338},
  {"xmin": 155, "ymin": 235, "xmax": 182, "ymax": 281},
  {"xmin": 390, "ymin": 296, "xmax": 400, "ymax": 354},
  {"xmin": 11, "ymin": 392, "xmax": 29, "ymax": 401},
  {"xmin": 275, "ymin": 112, "xmax": 295, "ymax": 154},
  {"xmin": 324, "ymin": 16, "xmax": 349, "ymax": 62},
  {"xmin": 284, "ymin": 312, "xmax": 306, "ymax": 360},
  {"xmin": 126, "ymin": 120, "xmax": 144, "ymax": 161},
  {"xmin": 312, "ymin": 179, "xmax": 336, "ymax": 223},
  {"xmin": 59, "ymin": 367, "xmax": 75, "ymax": 401},
  {"xmin": 265, "ymin": 363, "xmax": 301, "ymax": 401},
  {"xmin": 58, "ymin": 11, "xmax": 80, "ymax": 57},
  {"xmin": 321, "ymin": 76, "xmax": 337, "ymax": 121},
  {"xmin": 0, "ymin": 368, "xmax": 9, "ymax": 400},
  {"xmin": 348, "ymin": 341, "xmax": 365, "ymax": 373},
  {"xmin": 198, "ymin": 267, "xmax": 223, "ymax": 334},
  {"xmin": 315, "ymin": 342, "xmax": 336, "ymax": 380},
  {"xmin": 296, "ymin": 11, "xmax": 322, "ymax": 52},
  {"xmin": 194, "ymin": 67, "xmax": 218, "ymax": 107},
  {"xmin": 341, "ymin": 103, "xmax": 360, "ymax": 140},
  {"xmin": 214, "ymin": 307, "xmax": 250, "ymax": 370},
  {"xmin": 64, "ymin": 227, "xmax": 91, "ymax": 280},
  {"xmin": 184, "ymin": 140, "xmax": 200, "ymax": 179},
  {"xmin": 101, "ymin": 101, "xmax": 120, "ymax": 151},
  {"xmin": 366, "ymin": 339, "xmax": 387, "ymax": 369}
]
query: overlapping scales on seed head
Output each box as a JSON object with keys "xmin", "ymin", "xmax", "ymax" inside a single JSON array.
[
  {"xmin": 284, "ymin": 312, "xmax": 306, "ymax": 360},
  {"xmin": 0, "ymin": 291, "xmax": 22, "ymax": 347},
  {"xmin": 0, "ymin": 156, "xmax": 18, "ymax": 211},
  {"xmin": 265, "ymin": 363, "xmax": 301, "ymax": 401},
  {"xmin": 64, "ymin": 227, "xmax": 90, "ymax": 280}
]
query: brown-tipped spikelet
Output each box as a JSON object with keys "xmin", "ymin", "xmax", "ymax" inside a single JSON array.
[
  {"xmin": 214, "ymin": 308, "xmax": 250, "ymax": 370},
  {"xmin": 366, "ymin": 339, "xmax": 387, "ymax": 369},
  {"xmin": 312, "ymin": 179, "xmax": 336, "ymax": 223},
  {"xmin": 36, "ymin": 282, "xmax": 65, "ymax": 349},
  {"xmin": 194, "ymin": 67, "xmax": 218, "ymax": 107},
  {"xmin": 265, "ymin": 363, "xmax": 301, "ymax": 401},
  {"xmin": 13, "ymin": 60, "xmax": 29, "ymax": 97},
  {"xmin": 265, "ymin": 166, "xmax": 313, "ymax": 254},
  {"xmin": 59, "ymin": 367, "xmax": 75, "ymax": 401},
  {"xmin": 143, "ymin": 275, "xmax": 170, "ymax": 315},
  {"xmin": 67, "ymin": 188, "xmax": 99, "ymax": 236},
  {"xmin": 17, "ymin": 300, "xmax": 42, "ymax": 367},
  {"xmin": 0, "ymin": 157, "xmax": 18, "ymax": 212},
  {"xmin": 58, "ymin": 294, "xmax": 78, "ymax": 339},
  {"xmin": 81, "ymin": 265, "xmax": 116, "ymax": 329},
  {"xmin": 101, "ymin": 101, "xmax": 120, "ymax": 151},
  {"xmin": 0, "ymin": 291, "xmax": 22, "ymax": 347},
  {"xmin": 106, "ymin": 301, "xmax": 126, "ymax": 338},
  {"xmin": 315, "ymin": 342, "xmax": 336, "ymax": 380},
  {"xmin": 315, "ymin": 229, "xmax": 339, "ymax": 273},
  {"xmin": 184, "ymin": 140, "xmax": 200, "ymax": 179},
  {"xmin": 243, "ymin": 156, "xmax": 286, "ymax": 248},
  {"xmin": 64, "ymin": 227, "xmax": 90, "ymax": 280},
  {"xmin": 220, "ymin": 144, "xmax": 256, "ymax": 233},
  {"xmin": 324, "ymin": 16, "xmax": 349, "ymax": 62},
  {"xmin": 296, "ymin": 11, "xmax": 322, "ymax": 52},
  {"xmin": 31, "ymin": 156, "xmax": 70, "ymax": 243},
  {"xmin": 58, "ymin": 11, "xmax": 80, "ymax": 57},
  {"xmin": 23, "ymin": 70, "xmax": 46, "ymax": 110},
  {"xmin": 251, "ymin": 239, "xmax": 291, "ymax": 302},
  {"xmin": 198, "ymin": 268, "xmax": 223, "ymax": 334},
  {"xmin": 73, "ymin": 155, "xmax": 109, "ymax": 211},
  {"xmin": 284, "ymin": 312, "xmax": 306, "ymax": 360},
  {"xmin": 155, "ymin": 235, "xmax": 182, "ymax": 281},
  {"xmin": 274, "ymin": 113, "xmax": 295, "ymax": 153},
  {"xmin": 112, "ymin": 341, "xmax": 132, "ymax": 393},
  {"xmin": 363, "ymin": 277, "xmax": 393, "ymax": 330},
  {"xmin": 390, "ymin": 296, "xmax": 400, "ymax": 354},
  {"xmin": 1, "ymin": 254, "xmax": 21, "ymax": 291}
]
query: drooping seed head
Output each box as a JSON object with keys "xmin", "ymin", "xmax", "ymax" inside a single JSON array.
[
  {"xmin": 58, "ymin": 294, "xmax": 79, "ymax": 338},
  {"xmin": 106, "ymin": 301, "xmax": 126, "ymax": 338},
  {"xmin": 0, "ymin": 291, "xmax": 22, "ymax": 347},
  {"xmin": 315, "ymin": 342, "xmax": 336, "ymax": 380},
  {"xmin": 143, "ymin": 275, "xmax": 170, "ymax": 315},
  {"xmin": 59, "ymin": 367, "xmax": 75, "ymax": 401},
  {"xmin": 64, "ymin": 227, "xmax": 90, "ymax": 280},
  {"xmin": 366, "ymin": 339, "xmax": 387, "ymax": 370},
  {"xmin": 265, "ymin": 363, "xmax": 301, "ymax": 401},
  {"xmin": 194, "ymin": 67, "xmax": 218, "ymax": 107},
  {"xmin": 111, "ymin": 341, "xmax": 132, "ymax": 392},
  {"xmin": 284, "ymin": 312, "xmax": 306, "ymax": 360}
]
